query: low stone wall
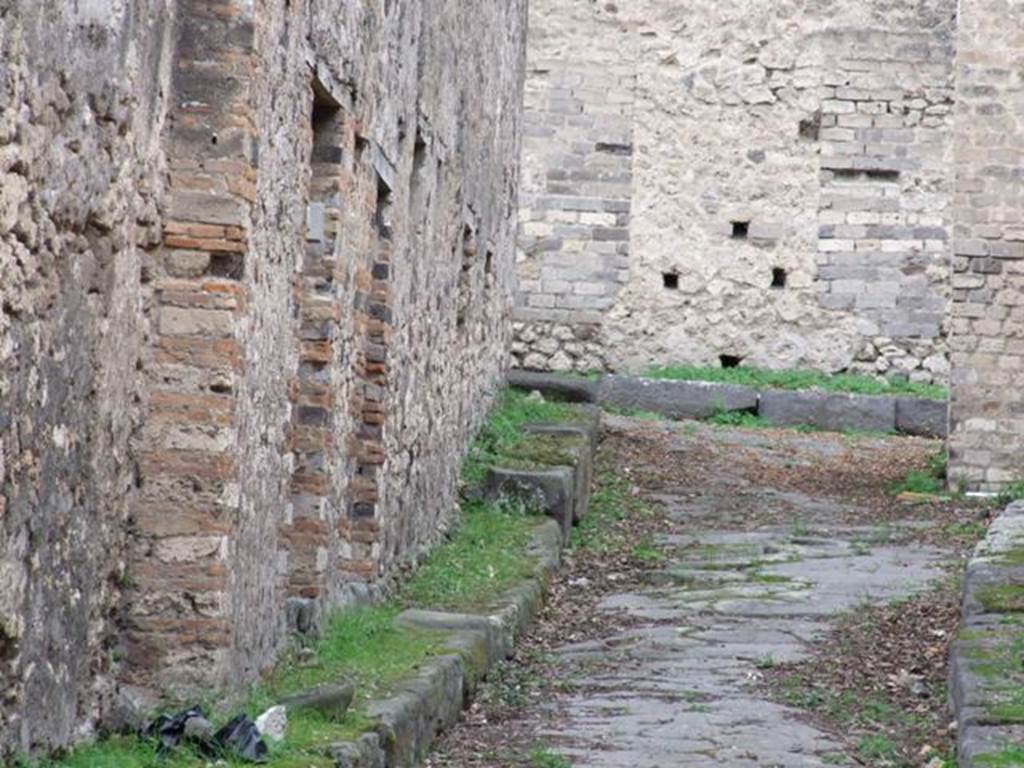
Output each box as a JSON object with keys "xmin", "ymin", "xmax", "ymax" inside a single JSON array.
[
  {"xmin": 949, "ymin": 502, "xmax": 1024, "ymax": 767},
  {"xmin": 511, "ymin": 370, "xmax": 948, "ymax": 438}
]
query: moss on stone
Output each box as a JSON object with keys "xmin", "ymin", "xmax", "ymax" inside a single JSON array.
[
  {"xmin": 976, "ymin": 746, "xmax": 1024, "ymax": 766},
  {"xmin": 992, "ymin": 546, "xmax": 1024, "ymax": 567},
  {"xmin": 499, "ymin": 433, "xmax": 582, "ymax": 469},
  {"xmin": 977, "ymin": 584, "xmax": 1024, "ymax": 613}
]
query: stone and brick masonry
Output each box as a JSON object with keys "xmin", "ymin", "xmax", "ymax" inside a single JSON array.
[
  {"xmin": 3, "ymin": 0, "xmax": 1024, "ymax": 759},
  {"xmin": 515, "ymin": 0, "xmax": 956, "ymax": 384},
  {"xmin": 0, "ymin": 0, "xmax": 526, "ymax": 757},
  {"xmin": 947, "ymin": 0, "xmax": 1024, "ymax": 492}
]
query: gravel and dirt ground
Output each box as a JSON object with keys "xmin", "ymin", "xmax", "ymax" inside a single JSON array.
[{"xmin": 426, "ymin": 414, "xmax": 993, "ymax": 768}]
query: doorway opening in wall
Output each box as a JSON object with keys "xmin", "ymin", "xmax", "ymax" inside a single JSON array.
[
  {"xmin": 720, "ymin": 354, "xmax": 744, "ymax": 369},
  {"xmin": 731, "ymin": 221, "xmax": 750, "ymax": 239},
  {"xmin": 771, "ymin": 268, "xmax": 787, "ymax": 289},
  {"xmin": 663, "ymin": 272, "xmax": 679, "ymax": 290}
]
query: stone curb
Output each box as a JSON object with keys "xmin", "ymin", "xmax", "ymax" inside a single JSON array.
[
  {"xmin": 327, "ymin": 413, "xmax": 593, "ymax": 767},
  {"xmin": 509, "ymin": 370, "xmax": 948, "ymax": 438},
  {"xmin": 949, "ymin": 501, "xmax": 1024, "ymax": 767},
  {"xmin": 597, "ymin": 374, "xmax": 758, "ymax": 420},
  {"xmin": 507, "ymin": 369, "xmax": 599, "ymax": 403}
]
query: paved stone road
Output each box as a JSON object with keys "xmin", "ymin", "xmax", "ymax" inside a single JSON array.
[{"xmin": 536, "ymin": 417, "xmax": 951, "ymax": 767}]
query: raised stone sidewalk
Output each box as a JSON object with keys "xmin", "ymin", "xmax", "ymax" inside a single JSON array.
[
  {"xmin": 949, "ymin": 501, "xmax": 1024, "ymax": 766},
  {"xmin": 325, "ymin": 409, "xmax": 601, "ymax": 767}
]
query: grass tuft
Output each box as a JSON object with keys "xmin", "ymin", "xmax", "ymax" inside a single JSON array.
[
  {"xmin": 644, "ymin": 364, "xmax": 947, "ymax": 401},
  {"xmin": 399, "ymin": 498, "xmax": 539, "ymax": 611},
  {"xmin": 893, "ymin": 449, "xmax": 948, "ymax": 496}
]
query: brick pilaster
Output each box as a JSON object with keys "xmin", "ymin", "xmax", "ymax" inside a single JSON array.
[{"xmin": 125, "ymin": 0, "xmax": 256, "ymax": 689}]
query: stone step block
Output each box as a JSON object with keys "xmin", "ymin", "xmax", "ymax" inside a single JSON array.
[
  {"xmin": 485, "ymin": 466, "xmax": 575, "ymax": 538},
  {"xmin": 508, "ymin": 369, "xmax": 599, "ymax": 403},
  {"xmin": 758, "ymin": 390, "xmax": 896, "ymax": 433},
  {"xmin": 895, "ymin": 397, "xmax": 948, "ymax": 438},
  {"xmin": 597, "ymin": 376, "xmax": 759, "ymax": 420}
]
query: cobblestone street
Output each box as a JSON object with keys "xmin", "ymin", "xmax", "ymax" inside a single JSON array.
[{"xmin": 431, "ymin": 415, "xmax": 979, "ymax": 767}]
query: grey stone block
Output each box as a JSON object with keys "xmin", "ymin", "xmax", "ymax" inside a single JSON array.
[
  {"xmin": 597, "ymin": 375, "xmax": 758, "ymax": 420},
  {"xmin": 895, "ymin": 397, "xmax": 948, "ymax": 438},
  {"xmin": 522, "ymin": 424, "xmax": 594, "ymax": 522},
  {"xmin": 366, "ymin": 655, "xmax": 465, "ymax": 767},
  {"xmin": 508, "ymin": 369, "xmax": 600, "ymax": 403},
  {"xmin": 330, "ymin": 732, "xmax": 385, "ymax": 768},
  {"xmin": 396, "ymin": 610, "xmax": 512, "ymax": 670},
  {"xmin": 758, "ymin": 390, "xmax": 896, "ymax": 433},
  {"xmin": 486, "ymin": 466, "xmax": 575, "ymax": 538},
  {"xmin": 279, "ymin": 682, "xmax": 354, "ymax": 721}
]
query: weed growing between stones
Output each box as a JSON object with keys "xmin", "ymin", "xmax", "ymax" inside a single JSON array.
[
  {"xmin": 527, "ymin": 747, "xmax": 572, "ymax": 768},
  {"xmin": 997, "ymin": 481, "xmax": 1024, "ymax": 506},
  {"xmin": 644, "ymin": 363, "xmax": 948, "ymax": 401},
  {"xmin": 893, "ymin": 449, "xmax": 949, "ymax": 496}
]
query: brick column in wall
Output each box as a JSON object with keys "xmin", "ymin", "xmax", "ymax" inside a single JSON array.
[
  {"xmin": 125, "ymin": 0, "xmax": 256, "ymax": 689},
  {"xmin": 283, "ymin": 91, "xmax": 346, "ymax": 600},
  {"xmin": 948, "ymin": 0, "xmax": 1024, "ymax": 492},
  {"xmin": 342, "ymin": 234, "xmax": 391, "ymax": 579}
]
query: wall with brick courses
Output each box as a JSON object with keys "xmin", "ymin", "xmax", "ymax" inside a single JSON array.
[
  {"xmin": 948, "ymin": 0, "xmax": 1024, "ymax": 492},
  {"xmin": 0, "ymin": 1, "xmax": 174, "ymax": 755},
  {"xmin": 0, "ymin": 0, "xmax": 526, "ymax": 756},
  {"xmin": 514, "ymin": 0, "xmax": 956, "ymax": 385},
  {"xmin": 514, "ymin": 2, "xmax": 638, "ymax": 373}
]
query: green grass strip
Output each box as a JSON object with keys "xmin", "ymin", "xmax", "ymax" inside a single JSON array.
[{"xmin": 644, "ymin": 364, "xmax": 947, "ymax": 401}]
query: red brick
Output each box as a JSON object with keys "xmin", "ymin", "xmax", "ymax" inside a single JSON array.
[
  {"xmin": 134, "ymin": 501, "xmax": 232, "ymax": 537},
  {"xmin": 148, "ymin": 391, "xmax": 234, "ymax": 425},
  {"xmin": 139, "ymin": 450, "xmax": 235, "ymax": 480},
  {"xmin": 155, "ymin": 337, "xmax": 244, "ymax": 371},
  {"xmin": 165, "ymin": 234, "xmax": 247, "ymax": 253}
]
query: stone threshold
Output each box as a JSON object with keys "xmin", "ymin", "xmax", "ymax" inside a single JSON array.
[{"xmin": 509, "ymin": 369, "xmax": 948, "ymax": 438}]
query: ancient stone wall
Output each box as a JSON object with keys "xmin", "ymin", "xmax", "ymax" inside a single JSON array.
[
  {"xmin": 948, "ymin": 0, "xmax": 1024, "ymax": 492},
  {"xmin": 0, "ymin": 0, "xmax": 174, "ymax": 754},
  {"xmin": 1, "ymin": 0, "xmax": 525, "ymax": 756},
  {"xmin": 515, "ymin": 0, "xmax": 956, "ymax": 384}
]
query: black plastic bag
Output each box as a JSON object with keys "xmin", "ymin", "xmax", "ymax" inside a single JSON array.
[
  {"xmin": 142, "ymin": 708, "xmax": 268, "ymax": 763},
  {"xmin": 212, "ymin": 713, "xmax": 269, "ymax": 763},
  {"xmin": 142, "ymin": 706, "xmax": 210, "ymax": 754}
]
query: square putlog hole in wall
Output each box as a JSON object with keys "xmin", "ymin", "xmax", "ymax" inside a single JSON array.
[
  {"xmin": 662, "ymin": 272, "xmax": 679, "ymax": 290},
  {"xmin": 719, "ymin": 354, "xmax": 743, "ymax": 369},
  {"xmin": 731, "ymin": 221, "xmax": 750, "ymax": 239},
  {"xmin": 771, "ymin": 268, "xmax": 787, "ymax": 289}
]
